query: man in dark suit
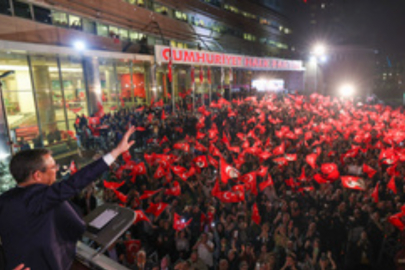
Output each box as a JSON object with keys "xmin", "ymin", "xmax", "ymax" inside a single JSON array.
[{"xmin": 0, "ymin": 126, "xmax": 136, "ymax": 270}]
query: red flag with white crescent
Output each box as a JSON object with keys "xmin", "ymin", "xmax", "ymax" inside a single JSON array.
[
  {"xmin": 133, "ymin": 210, "xmax": 150, "ymax": 224},
  {"xmin": 145, "ymin": 202, "xmax": 168, "ymax": 217},
  {"xmin": 371, "ymin": 182, "xmax": 379, "ymax": 203},
  {"xmin": 220, "ymin": 158, "xmax": 240, "ymax": 184},
  {"xmin": 165, "ymin": 181, "xmax": 181, "ymax": 196},
  {"xmin": 173, "ymin": 213, "xmax": 193, "ymax": 231},
  {"xmin": 341, "ymin": 176, "xmax": 365, "ymax": 191},
  {"xmin": 259, "ymin": 174, "xmax": 274, "ymax": 191}
]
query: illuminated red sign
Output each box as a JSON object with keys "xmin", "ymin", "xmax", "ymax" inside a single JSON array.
[{"xmin": 155, "ymin": 45, "xmax": 304, "ymax": 71}]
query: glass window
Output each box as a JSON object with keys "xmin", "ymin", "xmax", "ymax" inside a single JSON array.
[
  {"xmin": 116, "ymin": 60, "xmax": 133, "ymax": 105},
  {"xmin": 52, "ymin": 11, "xmax": 68, "ymax": 27},
  {"xmin": 82, "ymin": 18, "xmax": 96, "ymax": 34},
  {"xmin": 97, "ymin": 23, "xmax": 109, "ymax": 37},
  {"xmin": 69, "ymin": 14, "xmax": 82, "ymax": 30},
  {"xmin": 119, "ymin": 28, "xmax": 129, "ymax": 40},
  {"xmin": 59, "ymin": 55, "xmax": 87, "ymax": 129},
  {"xmin": 127, "ymin": 0, "xmax": 136, "ymax": 4},
  {"xmin": 132, "ymin": 62, "xmax": 146, "ymax": 103},
  {"xmin": 109, "ymin": 26, "xmax": 118, "ymax": 38},
  {"xmin": 129, "ymin": 31, "xmax": 144, "ymax": 41},
  {"xmin": 33, "ymin": 6, "xmax": 52, "ymax": 24},
  {"xmin": 30, "ymin": 54, "xmax": 67, "ymax": 146},
  {"xmin": 153, "ymin": 3, "xmax": 170, "ymax": 16},
  {"xmin": 174, "ymin": 10, "xmax": 187, "ymax": 22},
  {"xmin": 137, "ymin": 0, "xmax": 145, "ymax": 7},
  {"xmin": 0, "ymin": 0, "xmax": 12, "ymax": 15},
  {"xmin": 99, "ymin": 58, "xmax": 119, "ymax": 113},
  {"xmin": 0, "ymin": 52, "xmax": 39, "ymax": 150},
  {"xmin": 13, "ymin": 0, "xmax": 32, "ymax": 19}
]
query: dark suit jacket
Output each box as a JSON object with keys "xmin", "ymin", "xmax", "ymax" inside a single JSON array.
[{"xmin": 0, "ymin": 158, "xmax": 109, "ymax": 270}]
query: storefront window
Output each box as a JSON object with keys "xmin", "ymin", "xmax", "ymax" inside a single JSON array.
[
  {"xmin": 59, "ymin": 55, "xmax": 87, "ymax": 131},
  {"xmin": 116, "ymin": 60, "xmax": 133, "ymax": 106},
  {"xmin": 132, "ymin": 62, "xmax": 146, "ymax": 103},
  {"xmin": 69, "ymin": 14, "xmax": 82, "ymax": 30},
  {"xmin": 99, "ymin": 58, "xmax": 119, "ymax": 113},
  {"xmin": 97, "ymin": 23, "xmax": 109, "ymax": 37},
  {"xmin": 0, "ymin": 52, "xmax": 39, "ymax": 149},
  {"xmin": 243, "ymin": 33, "xmax": 256, "ymax": 42},
  {"xmin": 13, "ymin": 0, "xmax": 32, "ymax": 19},
  {"xmin": 52, "ymin": 11, "xmax": 68, "ymax": 27},
  {"xmin": 30, "ymin": 54, "xmax": 67, "ymax": 146}
]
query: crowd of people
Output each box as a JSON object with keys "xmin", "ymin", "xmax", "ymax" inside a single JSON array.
[{"xmin": 69, "ymin": 92, "xmax": 405, "ymax": 270}]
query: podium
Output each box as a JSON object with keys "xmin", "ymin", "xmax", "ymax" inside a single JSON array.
[{"xmin": 74, "ymin": 204, "xmax": 136, "ymax": 270}]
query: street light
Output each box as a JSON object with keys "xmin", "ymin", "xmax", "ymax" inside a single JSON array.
[
  {"xmin": 339, "ymin": 84, "xmax": 355, "ymax": 97},
  {"xmin": 73, "ymin": 41, "xmax": 86, "ymax": 51},
  {"xmin": 313, "ymin": 43, "xmax": 326, "ymax": 56},
  {"xmin": 310, "ymin": 43, "xmax": 327, "ymax": 95}
]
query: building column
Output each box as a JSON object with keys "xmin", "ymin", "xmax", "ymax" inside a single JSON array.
[
  {"xmin": 32, "ymin": 66, "xmax": 56, "ymax": 133},
  {"xmin": 83, "ymin": 56, "xmax": 102, "ymax": 116}
]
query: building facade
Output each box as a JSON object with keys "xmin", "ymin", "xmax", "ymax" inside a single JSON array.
[{"xmin": 0, "ymin": 0, "xmax": 304, "ymax": 164}]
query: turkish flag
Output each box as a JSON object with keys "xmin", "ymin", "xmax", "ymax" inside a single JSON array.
[
  {"xmin": 171, "ymin": 165, "xmax": 187, "ymax": 174},
  {"xmin": 211, "ymin": 180, "xmax": 221, "ymax": 197},
  {"xmin": 363, "ymin": 164, "xmax": 377, "ymax": 178},
  {"xmin": 154, "ymin": 99, "xmax": 164, "ymax": 107},
  {"xmin": 298, "ymin": 167, "xmax": 307, "ymax": 182},
  {"xmin": 146, "ymin": 202, "xmax": 168, "ymax": 217},
  {"xmin": 388, "ymin": 213, "xmax": 405, "ymax": 231},
  {"xmin": 131, "ymin": 162, "xmax": 147, "ymax": 178},
  {"xmin": 154, "ymin": 165, "xmax": 167, "ymax": 179},
  {"xmin": 240, "ymin": 172, "xmax": 258, "ymax": 196},
  {"xmin": 194, "ymin": 141, "xmax": 207, "ymax": 152},
  {"xmin": 122, "ymin": 151, "xmax": 132, "ymax": 163},
  {"xmin": 371, "ymin": 182, "xmax": 379, "ymax": 203},
  {"xmin": 252, "ymin": 203, "xmax": 261, "ymax": 225},
  {"xmin": 173, "ymin": 213, "xmax": 193, "ymax": 231},
  {"xmin": 341, "ymin": 176, "xmax": 365, "ymax": 191},
  {"xmin": 217, "ymin": 191, "xmax": 241, "ymax": 203},
  {"xmin": 161, "ymin": 110, "xmax": 167, "ymax": 120},
  {"xmin": 139, "ymin": 189, "xmax": 162, "ymax": 200},
  {"xmin": 196, "ymin": 132, "xmax": 205, "ymax": 140},
  {"xmin": 135, "ymin": 127, "xmax": 146, "ymax": 131},
  {"xmin": 257, "ymin": 166, "xmax": 268, "ymax": 177},
  {"xmin": 207, "ymin": 68, "xmax": 211, "ymax": 84},
  {"xmin": 194, "ymin": 155, "xmax": 208, "ymax": 168},
  {"xmin": 191, "ymin": 67, "xmax": 195, "ymax": 84},
  {"xmin": 273, "ymin": 142, "xmax": 285, "ymax": 156},
  {"xmin": 103, "ymin": 180, "xmax": 125, "ymax": 190},
  {"xmin": 124, "ymin": 239, "xmax": 142, "ymax": 265},
  {"xmin": 173, "ymin": 142, "xmax": 190, "ymax": 152},
  {"xmin": 175, "ymin": 171, "xmax": 190, "ymax": 182},
  {"xmin": 113, "ymin": 189, "xmax": 128, "ymax": 204},
  {"xmin": 199, "ymin": 66, "xmax": 204, "ymax": 83},
  {"xmin": 208, "ymin": 155, "xmax": 218, "ymax": 168},
  {"xmin": 259, "ymin": 174, "xmax": 274, "ymax": 191},
  {"xmin": 259, "ymin": 151, "xmax": 272, "ymax": 161},
  {"xmin": 306, "ymin": 153, "xmax": 318, "ymax": 169},
  {"xmin": 388, "ymin": 176, "xmax": 397, "ymax": 194},
  {"xmin": 220, "ymin": 158, "xmax": 240, "ymax": 184},
  {"xmin": 209, "ymin": 144, "xmax": 222, "ymax": 158},
  {"xmin": 69, "ymin": 160, "xmax": 77, "ymax": 175},
  {"xmin": 321, "ymin": 163, "xmax": 340, "ymax": 180},
  {"xmin": 314, "ymin": 174, "xmax": 329, "ymax": 184},
  {"xmin": 165, "ymin": 181, "xmax": 181, "ymax": 196},
  {"xmin": 133, "ymin": 210, "xmax": 151, "ymax": 224},
  {"xmin": 159, "ymin": 135, "xmax": 169, "ymax": 146}
]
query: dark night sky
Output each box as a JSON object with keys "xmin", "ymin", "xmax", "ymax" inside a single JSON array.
[{"xmin": 288, "ymin": 0, "xmax": 405, "ymax": 52}]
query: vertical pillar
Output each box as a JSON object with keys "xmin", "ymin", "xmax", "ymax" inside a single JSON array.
[
  {"xmin": 31, "ymin": 65, "xmax": 56, "ymax": 133},
  {"xmin": 171, "ymin": 65, "xmax": 175, "ymax": 112},
  {"xmin": 146, "ymin": 62, "xmax": 156, "ymax": 105},
  {"xmin": 83, "ymin": 56, "xmax": 102, "ymax": 116}
]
